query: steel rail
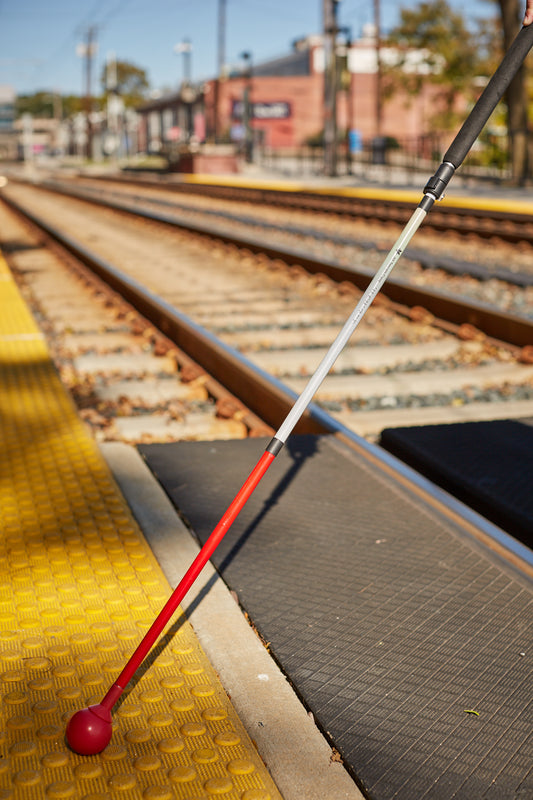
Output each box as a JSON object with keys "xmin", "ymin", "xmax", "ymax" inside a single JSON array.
[
  {"xmin": 16, "ymin": 178, "xmax": 533, "ymax": 349},
  {"xmin": 96, "ymin": 173, "xmax": 533, "ymax": 244},
  {"xmin": 1, "ymin": 191, "xmax": 326, "ymax": 435},
  {"xmin": 42, "ymin": 176, "xmax": 533, "ymax": 288}
]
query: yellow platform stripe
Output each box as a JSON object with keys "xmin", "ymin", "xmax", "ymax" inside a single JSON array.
[
  {"xmin": 0, "ymin": 252, "xmax": 282, "ymax": 800},
  {"xmin": 179, "ymin": 173, "xmax": 533, "ymax": 216}
]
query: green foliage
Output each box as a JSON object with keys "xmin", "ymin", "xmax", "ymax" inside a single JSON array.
[
  {"xmin": 100, "ymin": 60, "xmax": 150, "ymax": 107},
  {"xmin": 15, "ymin": 92, "xmax": 86, "ymax": 119},
  {"xmin": 384, "ymin": 0, "xmax": 486, "ymax": 128},
  {"xmin": 62, "ymin": 95, "xmax": 87, "ymax": 116},
  {"xmin": 15, "ymin": 59, "xmax": 150, "ymax": 121},
  {"xmin": 15, "ymin": 91, "xmax": 52, "ymax": 118}
]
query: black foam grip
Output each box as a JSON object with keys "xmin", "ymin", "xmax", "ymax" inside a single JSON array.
[{"xmin": 444, "ymin": 24, "xmax": 533, "ymax": 168}]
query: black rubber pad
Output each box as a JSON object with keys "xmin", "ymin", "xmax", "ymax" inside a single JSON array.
[
  {"xmin": 140, "ymin": 435, "xmax": 533, "ymax": 800},
  {"xmin": 380, "ymin": 419, "xmax": 533, "ymax": 547}
]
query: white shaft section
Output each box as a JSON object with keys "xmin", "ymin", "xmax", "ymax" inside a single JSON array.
[{"xmin": 275, "ymin": 205, "xmax": 428, "ymax": 443}]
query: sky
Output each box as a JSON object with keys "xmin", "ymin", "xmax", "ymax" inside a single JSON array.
[{"xmin": 1, "ymin": 0, "xmax": 497, "ymax": 98}]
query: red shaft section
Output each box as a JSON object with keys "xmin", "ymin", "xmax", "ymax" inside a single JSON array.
[{"xmin": 102, "ymin": 449, "xmax": 276, "ymax": 710}]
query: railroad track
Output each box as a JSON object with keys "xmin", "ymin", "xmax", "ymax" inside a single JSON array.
[
  {"xmin": 29, "ymin": 173, "xmax": 533, "ymax": 292},
  {"xmin": 1, "ymin": 178, "xmax": 532, "ymax": 446},
  {"xmin": 86, "ymin": 170, "xmax": 533, "ymax": 249},
  {"xmin": 0, "ymin": 199, "xmax": 274, "ymax": 445}
]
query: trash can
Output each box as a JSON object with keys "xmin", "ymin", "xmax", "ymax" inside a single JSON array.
[{"xmin": 371, "ymin": 136, "xmax": 387, "ymax": 164}]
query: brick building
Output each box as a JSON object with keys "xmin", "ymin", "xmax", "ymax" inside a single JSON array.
[
  {"xmin": 206, "ymin": 30, "xmax": 443, "ymax": 150},
  {"xmin": 136, "ymin": 28, "xmax": 451, "ymax": 158}
]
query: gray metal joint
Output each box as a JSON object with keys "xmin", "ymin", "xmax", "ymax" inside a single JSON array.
[
  {"xmin": 423, "ymin": 162, "xmax": 455, "ymax": 201},
  {"xmin": 266, "ymin": 437, "xmax": 285, "ymax": 456},
  {"xmin": 418, "ymin": 194, "xmax": 435, "ymax": 213}
]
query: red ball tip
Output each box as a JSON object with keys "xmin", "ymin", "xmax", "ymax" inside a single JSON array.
[{"xmin": 65, "ymin": 704, "xmax": 113, "ymax": 755}]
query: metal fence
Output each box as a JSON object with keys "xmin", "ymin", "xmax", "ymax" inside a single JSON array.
[{"xmin": 256, "ymin": 137, "xmax": 513, "ymax": 185}]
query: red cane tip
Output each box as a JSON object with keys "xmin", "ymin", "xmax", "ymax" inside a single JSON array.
[{"xmin": 65, "ymin": 704, "xmax": 113, "ymax": 755}]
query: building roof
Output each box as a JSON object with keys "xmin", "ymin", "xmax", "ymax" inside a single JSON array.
[
  {"xmin": 137, "ymin": 86, "xmax": 203, "ymax": 114},
  {"xmin": 250, "ymin": 49, "xmax": 311, "ymax": 77}
]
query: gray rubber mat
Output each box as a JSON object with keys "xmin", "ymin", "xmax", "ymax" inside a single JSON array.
[
  {"xmin": 380, "ymin": 419, "xmax": 533, "ymax": 547},
  {"xmin": 139, "ymin": 435, "xmax": 533, "ymax": 800}
]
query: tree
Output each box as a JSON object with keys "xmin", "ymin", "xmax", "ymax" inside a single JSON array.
[
  {"xmin": 496, "ymin": 0, "xmax": 529, "ymax": 182},
  {"xmin": 16, "ymin": 92, "xmax": 85, "ymax": 119},
  {"xmin": 16, "ymin": 92, "xmax": 55, "ymax": 118},
  {"xmin": 384, "ymin": 0, "xmax": 482, "ymax": 130},
  {"xmin": 100, "ymin": 60, "xmax": 150, "ymax": 108}
]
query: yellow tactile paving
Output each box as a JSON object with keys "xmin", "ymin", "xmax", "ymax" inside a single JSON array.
[{"xmin": 0, "ymin": 252, "xmax": 282, "ymax": 800}]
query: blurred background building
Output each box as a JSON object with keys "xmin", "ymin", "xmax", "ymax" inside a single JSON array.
[{"xmin": 134, "ymin": 25, "xmax": 449, "ymax": 174}]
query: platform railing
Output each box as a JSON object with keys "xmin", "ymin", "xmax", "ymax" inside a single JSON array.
[{"xmin": 255, "ymin": 139, "xmax": 513, "ymax": 184}]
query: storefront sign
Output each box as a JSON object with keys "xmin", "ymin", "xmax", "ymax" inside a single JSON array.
[{"xmin": 232, "ymin": 100, "xmax": 291, "ymax": 120}]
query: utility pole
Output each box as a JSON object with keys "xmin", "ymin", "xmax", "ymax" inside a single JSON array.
[
  {"xmin": 323, "ymin": 0, "xmax": 339, "ymax": 177},
  {"xmin": 338, "ymin": 27, "xmax": 353, "ymax": 175},
  {"xmin": 240, "ymin": 51, "xmax": 253, "ymax": 162},
  {"xmin": 85, "ymin": 26, "xmax": 97, "ymax": 160},
  {"xmin": 175, "ymin": 38, "xmax": 192, "ymax": 83},
  {"xmin": 105, "ymin": 52, "xmax": 123, "ymax": 159},
  {"xmin": 78, "ymin": 25, "xmax": 97, "ymax": 160},
  {"xmin": 374, "ymin": 0, "xmax": 382, "ymax": 138},
  {"xmin": 174, "ymin": 39, "xmax": 194, "ymax": 140},
  {"xmin": 214, "ymin": 0, "xmax": 226, "ymax": 142}
]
